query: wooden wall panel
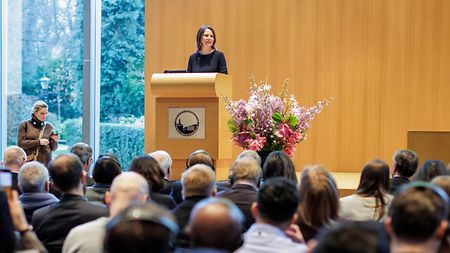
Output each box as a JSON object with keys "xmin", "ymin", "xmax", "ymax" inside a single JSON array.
[{"xmin": 145, "ymin": 0, "xmax": 450, "ymax": 175}]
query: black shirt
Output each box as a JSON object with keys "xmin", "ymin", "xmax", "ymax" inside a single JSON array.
[{"xmin": 187, "ymin": 50, "xmax": 228, "ymax": 74}]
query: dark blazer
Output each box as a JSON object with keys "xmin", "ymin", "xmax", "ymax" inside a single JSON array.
[
  {"xmin": 389, "ymin": 176, "xmax": 410, "ymax": 194},
  {"xmin": 32, "ymin": 194, "xmax": 108, "ymax": 253},
  {"xmin": 150, "ymin": 192, "xmax": 177, "ymax": 209},
  {"xmin": 217, "ymin": 183, "xmax": 258, "ymax": 230}
]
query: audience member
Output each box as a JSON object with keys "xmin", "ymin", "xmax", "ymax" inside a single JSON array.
[
  {"xmin": 18, "ymin": 161, "xmax": 59, "ymax": 223},
  {"xmin": 172, "ymin": 164, "xmax": 216, "ymax": 247},
  {"xmin": 69, "ymin": 142, "xmax": 94, "ymax": 186},
  {"xmin": 63, "ymin": 172, "xmax": 149, "ymax": 253},
  {"xmin": 128, "ymin": 155, "xmax": 176, "ymax": 209},
  {"xmin": 340, "ymin": 159, "xmax": 392, "ymax": 221},
  {"xmin": 2, "ymin": 146, "xmax": 27, "ymax": 194},
  {"xmin": 32, "ymin": 154, "xmax": 108, "ymax": 253},
  {"xmin": 185, "ymin": 197, "xmax": 244, "ymax": 252},
  {"xmin": 296, "ymin": 165, "xmax": 339, "ymax": 242},
  {"xmin": 149, "ymin": 150, "xmax": 173, "ymax": 195},
  {"xmin": 171, "ymin": 149, "xmax": 216, "ymax": 204},
  {"xmin": 414, "ymin": 160, "xmax": 449, "ymax": 182},
  {"xmin": 104, "ymin": 203, "xmax": 178, "ymax": 253},
  {"xmin": 85, "ymin": 155, "xmax": 122, "ymax": 204},
  {"xmin": 312, "ymin": 221, "xmax": 389, "ymax": 253},
  {"xmin": 1, "ymin": 190, "xmax": 48, "ymax": 253},
  {"xmin": 262, "ymin": 151, "xmax": 298, "ymax": 184},
  {"xmin": 385, "ymin": 181, "xmax": 449, "ymax": 253},
  {"xmin": 217, "ymin": 156, "xmax": 261, "ymax": 230},
  {"xmin": 237, "ymin": 150, "xmax": 262, "ymax": 167},
  {"xmin": 236, "ymin": 177, "xmax": 307, "ymax": 253},
  {"xmin": 389, "ymin": 149, "xmax": 419, "ymax": 194},
  {"xmin": 431, "ymin": 176, "xmax": 450, "ymax": 253}
]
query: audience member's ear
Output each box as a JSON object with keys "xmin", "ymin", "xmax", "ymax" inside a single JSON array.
[
  {"xmin": 289, "ymin": 213, "xmax": 299, "ymax": 225},
  {"xmin": 434, "ymin": 220, "xmax": 449, "ymax": 240},
  {"xmin": 87, "ymin": 157, "xmax": 93, "ymax": 167},
  {"xmin": 140, "ymin": 194, "xmax": 149, "ymax": 203},
  {"xmin": 81, "ymin": 170, "xmax": 87, "ymax": 185},
  {"xmin": 211, "ymin": 188, "xmax": 217, "ymax": 197},
  {"xmin": 104, "ymin": 191, "xmax": 111, "ymax": 206},
  {"xmin": 251, "ymin": 202, "xmax": 258, "ymax": 219},
  {"xmin": 384, "ymin": 217, "xmax": 394, "ymax": 237},
  {"xmin": 45, "ymin": 180, "xmax": 50, "ymax": 192},
  {"xmin": 184, "ymin": 224, "xmax": 192, "ymax": 237}
]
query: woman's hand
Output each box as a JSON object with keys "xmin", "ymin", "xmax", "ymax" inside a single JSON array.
[
  {"xmin": 7, "ymin": 190, "xmax": 30, "ymax": 232},
  {"xmin": 50, "ymin": 134, "xmax": 60, "ymax": 141},
  {"xmin": 285, "ymin": 224, "xmax": 305, "ymax": 244},
  {"xmin": 40, "ymin": 139, "xmax": 49, "ymax": 146}
]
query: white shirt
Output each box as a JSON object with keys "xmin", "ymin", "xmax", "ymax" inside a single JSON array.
[
  {"xmin": 235, "ymin": 223, "xmax": 308, "ymax": 253},
  {"xmin": 339, "ymin": 194, "xmax": 393, "ymax": 221}
]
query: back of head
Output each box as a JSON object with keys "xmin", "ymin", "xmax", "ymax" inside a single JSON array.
[
  {"xmin": 109, "ymin": 172, "xmax": 149, "ymax": 217},
  {"xmin": 128, "ymin": 155, "xmax": 165, "ymax": 192},
  {"xmin": 392, "ymin": 149, "xmax": 419, "ymax": 178},
  {"xmin": 181, "ymin": 164, "xmax": 216, "ymax": 198},
  {"xmin": 48, "ymin": 154, "xmax": 83, "ymax": 192},
  {"xmin": 92, "ymin": 155, "xmax": 122, "ymax": 185},
  {"xmin": 186, "ymin": 150, "xmax": 215, "ymax": 171},
  {"xmin": 432, "ymin": 175, "xmax": 450, "ymax": 220},
  {"xmin": 104, "ymin": 204, "xmax": 178, "ymax": 253},
  {"xmin": 189, "ymin": 198, "xmax": 244, "ymax": 251},
  {"xmin": 262, "ymin": 151, "xmax": 297, "ymax": 184},
  {"xmin": 414, "ymin": 160, "xmax": 449, "ymax": 182},
  {"xmin": 2, "ymin": 146, "xmax": 26, "ymax": 169},
  {"xmin": 314, "ymin": 221, "xmax": 389, "ymax": 253},
  {"xmin": 149, "ymin": 150, "xmax": 172, "ymax": 176},
  {"xmin": 69, "ymin": 142, "xmax": 93, "ymax": 165},
  {"xmin": 237, "ymin": 150, "xmax": 262, "ymax": 166},
  {"xmin": 258, "ymin": 177, "xmax": 299, "ymax": 224},
  {"xmin": 18, "ymin": 161, "xmax": 49, "ymax": 193},
  {"xmin": 229, "ymin": 157, "xmax": 262, "ymax": 185},
  {"xmin": 388, "ymin": 182, "xmax": 449, "ymax": 242},
  {"xmin": 298, "ymin": 165, "xmax": 339, "ymax": 228}
]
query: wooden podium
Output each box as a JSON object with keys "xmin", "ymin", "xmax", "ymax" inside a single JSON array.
[{"xmin": 149, "ymin": 73, "xmax": 233, "ymax": 180}]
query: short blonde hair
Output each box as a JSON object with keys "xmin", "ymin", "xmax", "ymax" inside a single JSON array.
[
  {"xmin": 181, "ymin": 164, "xmax": 216, "ymax": 198},
  {"xmin": 32, "ymin": 101, "xmax": 48, "ymax": 113}
]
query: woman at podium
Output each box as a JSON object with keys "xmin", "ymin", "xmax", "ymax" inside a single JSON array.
[{"xmin": 187, "ymin": 26, "xmax": 228, "ymax": 74}]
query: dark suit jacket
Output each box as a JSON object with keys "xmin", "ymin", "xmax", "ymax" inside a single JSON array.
[
  {"xmin": 150, "ymin": 192, "xmax": 177, "ymax": 209},
  {"xmin": 217, "ymin": 183, "xmax": 258, "ymax": 230},
  {"xmin": 389, "ymin": 176, "xmax": 410, "ymax": 194},
  {"xmin": 32, "ymin": 194, "xmax": 108, "ymax": 253}
]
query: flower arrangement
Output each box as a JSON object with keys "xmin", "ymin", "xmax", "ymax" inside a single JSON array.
[{"xmin": 224, "ymin": 77, "xmax": 332, "ymax": 157}]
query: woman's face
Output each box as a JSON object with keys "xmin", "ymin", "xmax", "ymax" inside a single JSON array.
[
  {"xmin": 201, "ymin": 28, "xmax": 214, "ymax": 50},
  {"xmin": 34, "ymin": 107, "xmax": 48, "ymax": 121}
]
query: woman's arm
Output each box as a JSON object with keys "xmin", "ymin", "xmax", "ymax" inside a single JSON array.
[
  {"xmin": 218, "ymin": 52, "xmax": 228, "ymax": 74},
  {"xmin": 17, "ymin": 122, "xmax": 41, "ymax": 151}
]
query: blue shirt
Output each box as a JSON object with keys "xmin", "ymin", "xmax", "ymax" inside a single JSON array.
[{"xmin": 235, "ymin": 223, "xmax": 308, "ymax": 253}]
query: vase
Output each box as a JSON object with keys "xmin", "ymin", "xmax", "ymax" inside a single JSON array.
[{"xmin": 257, "ymin": 150, "xmax": 273, "ymax": 167}]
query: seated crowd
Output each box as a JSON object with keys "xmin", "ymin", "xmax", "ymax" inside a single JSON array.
[{"xmin": 1, "ymin": 144, "xmax": 450, "ymax": 253}]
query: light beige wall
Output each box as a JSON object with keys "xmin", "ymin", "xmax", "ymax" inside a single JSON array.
[{"xmin": 145, "ymin": 0, "xmax": 450, "ymax": 175}]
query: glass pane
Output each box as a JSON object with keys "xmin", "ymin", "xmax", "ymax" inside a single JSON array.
[
  {"xmin": 7, "ymin": 0, "xmax": 84, "ymax": 157},
  {"xmin": 100, "ymin": 0, "xmax": 145, "ymax": 169}
]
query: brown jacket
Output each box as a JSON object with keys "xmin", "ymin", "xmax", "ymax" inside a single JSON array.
[{"xmin": 17, "ymin": 120, "xmax": 58, "ymax": 166}]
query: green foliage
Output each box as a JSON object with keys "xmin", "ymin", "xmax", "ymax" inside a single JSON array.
[
  {"xmin": 61, "ymin": 118, "xmax": 144, "ymax": 169},
  {"xmin": 100, "ymin": 0, "xmax": 145, "ymax": 121},
  {"xmin": 272, "ymin": 112, "xmax": 283, "ymax": 124}
]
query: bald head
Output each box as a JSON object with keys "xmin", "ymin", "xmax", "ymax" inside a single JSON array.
[
  {"xmin": 108, "ymin": 172, "xmax": 149, "ymax": 217},
  {"xmin": 2, "ymin": 146, "xmax": 26, "ymax": 172},
  {"xmin": 48, "ymin": 154, "xmax": 83, "ymax": 192},
  {"xmin": 189, "ymin": 198, "xmax": 244, "ymax": 251}
]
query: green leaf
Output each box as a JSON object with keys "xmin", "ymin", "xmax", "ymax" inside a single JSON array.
[
  {"xmin": 272, "ymin": 112, "xmax": 283, "ymax": 123},
  {"xmin": 287, "ymin": 115, "xmax": 298, "ymax": 127},
  {"xmin": 227, "ymin": 119, "xmax": 238, "ymax": 132}
]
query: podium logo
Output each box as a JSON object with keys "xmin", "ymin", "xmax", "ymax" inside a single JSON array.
[{"xmin": 174, "ymin": 110, "xmax": 200, "ymax": 136}]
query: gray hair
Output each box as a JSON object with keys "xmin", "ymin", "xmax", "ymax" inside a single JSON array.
[
  {"xmin": 2, "ymin": 146, "xmax": 26, "ymax": 167},
  {"xmin": 182, "ymin": 164, "xmax": 216, "ymax": 198},
  {"xmin": 148, "ymin": 150, "xmax": 172, "ymax": 175},
  {"xmin": 70, "ymin": 142, "xmax": 93, "ymax": 164},
  {"xmin": 237, "ymin": 150, "xmax": 262, "ymax": 166},
  {"xmin": 32, "ymin": 100, "xmax": 48, "ymax": 113},
  {"xmin": 18, "ymin": 161, "xmax": 49, "ymax": 193},
  {"xmin": 230, "ymin": 157, "xmax": 262, "ymax": 184}
]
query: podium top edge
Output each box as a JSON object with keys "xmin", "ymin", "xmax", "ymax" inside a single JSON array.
[{"xmin": 151, "ymin": 73, "xmax": 231, "ymax": 83}]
